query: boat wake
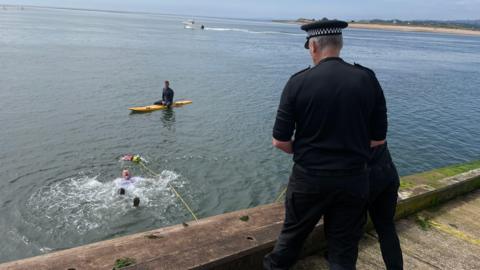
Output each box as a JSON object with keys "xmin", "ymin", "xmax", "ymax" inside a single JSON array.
[{"xmin": 205, "ymin": 27, "xmax": 302, "ymax": 36}]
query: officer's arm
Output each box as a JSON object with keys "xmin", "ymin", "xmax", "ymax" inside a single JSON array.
[
  {"xmin": 370, "ymin": 140, "xmax": 385, "ymax": 147},
  {"xmin": 272, "ymin": 138, "xmax": 293, "ymax": 154},
  {"xmin": 272, "ymin": 80, "xmax": 295, "ymax": 154},
  {"xmin": 370, "ymin": 74, "xmax": 388, "ymax": 142}
]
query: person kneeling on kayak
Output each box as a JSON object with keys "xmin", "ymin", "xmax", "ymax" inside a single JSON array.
[{"xmin": 154, "ymin": 80, "xmax": 174, "ymax": 107}]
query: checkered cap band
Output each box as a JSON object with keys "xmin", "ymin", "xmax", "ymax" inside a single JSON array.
[{"xmin": 307, "ymin": 28, "xmax": 342, "ymax": 37}]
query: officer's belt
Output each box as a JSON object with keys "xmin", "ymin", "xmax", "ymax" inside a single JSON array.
[{"xmin": 293, "ymin": 163, "xmax": 367, "ymax": 177}]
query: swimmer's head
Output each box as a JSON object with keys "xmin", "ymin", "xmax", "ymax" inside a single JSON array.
[
  {"xmin": 133, "ymin": 197, "xmax": 140, "ymax": 207},
  {"xmin": 122, "ymin": 169, "xmax": 131, "ymax": 180}
]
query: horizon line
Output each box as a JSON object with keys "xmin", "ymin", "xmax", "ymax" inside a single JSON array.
[{"xmin": 1, "ymin": 3, "xmax": 479, "ymax": 22}]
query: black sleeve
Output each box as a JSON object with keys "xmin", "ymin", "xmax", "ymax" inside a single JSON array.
[
  {"xmin": 273, "ymin": 80, "xmax": 296, "ymax": 141},
  {"xmin": 370, "ymin": 75, "xmax": 388, "ymax": 140}
]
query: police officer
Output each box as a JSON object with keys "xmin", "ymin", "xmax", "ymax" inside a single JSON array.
[
  {"xmin": 264, "ymin": 19, "xmax": 388, "ymax": 270},
  {"xmin": 368, "ymin": 143, "xmax": 403, "ymax": 269}
]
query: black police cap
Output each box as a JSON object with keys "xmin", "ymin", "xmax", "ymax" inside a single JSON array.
[{"xmin": 301, "ymin": 19, "xmax": 348, "ymax": 49}]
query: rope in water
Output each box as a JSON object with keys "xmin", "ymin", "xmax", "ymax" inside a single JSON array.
[
  {"xmin": 138, "ymin": 162, "xmax": 199, "ymax": 222},
  {"xmin": 133, "ymin": 155, "xmax": 283, "ymax": 216},
  {"xmin": 275, "ymin": 186, "xmax": 287, "ymax": 203}
]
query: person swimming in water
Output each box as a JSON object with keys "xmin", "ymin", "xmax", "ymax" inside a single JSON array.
[
  {"xmin": 118, "ymin": 169, "xmax": 141, "ymax": 207},
  {"xmin": 119, "ymin": 169, "xmax": 135, "ymax": 189}
]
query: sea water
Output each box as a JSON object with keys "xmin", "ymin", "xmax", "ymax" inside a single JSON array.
[{"xmin": 0, "ymin": 7, "xmax": 480, "ymax": 262}]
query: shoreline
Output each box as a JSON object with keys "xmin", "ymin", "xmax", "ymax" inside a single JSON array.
[
  {"xmin": 4, "ymin": 5, "xmax": 480, "ymax": 37},
  {"xmin": 349, "ymin": 23, "xmax": 480, "ymax": 36},
  {"xmin": 273, "ymin": 20, "xmax": 480, "ymax": 36}
]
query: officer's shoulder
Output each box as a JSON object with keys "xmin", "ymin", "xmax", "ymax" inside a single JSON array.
[
  {"xmin": 290, "ymin": 66, "xmax": 310, "ymax": 80},
  {"xmin": 353, "ymin": 62, "xmax": 377, "ymax": 77}
]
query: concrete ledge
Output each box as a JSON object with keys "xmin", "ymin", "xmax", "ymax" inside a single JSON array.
[
  {"xmin": 293, "ymin": 189, "xmax": 480, "ymax": 270},
  {"xmin": 396, "ymin": 168, "xmax": 480, "ymax": 220},
  {"xmin": 1, "ymin": 161, "xmax": 480, "ymax": 270}
]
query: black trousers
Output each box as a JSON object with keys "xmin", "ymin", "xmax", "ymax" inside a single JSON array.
[
  {"xmin": 369, "ymin": 161, "xmax": 403, "ymax": 270},
  {"xmin": 264, "ymin": 165, "xmax": 369, "ymax": 270},
  {"xmin": 154, "ymin": 100, "xmax": 172, "ymax": 106}
]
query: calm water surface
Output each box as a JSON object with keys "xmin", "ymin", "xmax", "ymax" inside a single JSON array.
[{"xmin": 1, "ymin": 8, "xmax": 479, "ymax": 262}]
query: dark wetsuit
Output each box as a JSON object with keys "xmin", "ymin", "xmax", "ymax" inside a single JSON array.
[
  {"xmin": 154, "ymin": 87, "xmax": 174, "ymax": 106},
  {"xmin": 264, "ymin": 57, "xmax": 388, "ymax": 270},
  {"xmin": 368, "ymin": 143, "xmax": 403, "ymax": 270}
]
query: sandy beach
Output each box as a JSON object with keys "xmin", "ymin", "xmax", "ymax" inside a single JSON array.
[
  {"xmin": 349, "ymin": 23, "xmax": 480, "ymax": 36},
  {"xmin": 273, "ymin": 20, "xmax": 480, "ymax": 36}
]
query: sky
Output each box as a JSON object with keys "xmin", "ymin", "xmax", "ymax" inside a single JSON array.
[{"xmin": 4, "ymin": 0, "xmax": 480, "ymax": 20}]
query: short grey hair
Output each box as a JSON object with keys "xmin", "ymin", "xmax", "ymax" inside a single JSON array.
[{"xmin": 309, "ymin": 35, "xmax": 343, "ymax": 51}]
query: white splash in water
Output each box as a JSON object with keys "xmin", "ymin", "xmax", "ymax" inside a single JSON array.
[{"xmin": 26, "ymin": 170, "xmax": 181, "ymax": 234}]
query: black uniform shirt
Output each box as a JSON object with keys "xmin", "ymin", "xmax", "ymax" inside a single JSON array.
[
  {"xmin": 273, "ymin": 57, "xmax": 387, "ymax": 171},
  {"xmin": 162, "ymin": 87, "xmax": 174, "ymax": 103}
]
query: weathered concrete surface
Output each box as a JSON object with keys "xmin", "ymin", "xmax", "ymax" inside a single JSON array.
[
  {"xmin": 0, "ymin": 161, "xmax": 479, "ymax": 270},
  {"xmin": 0, "ymin": 204, "xmax": 286, "ymax": 270},
  {"xmin": 294, "ymin": 189, "xmax": 480, "ymax": 270}
]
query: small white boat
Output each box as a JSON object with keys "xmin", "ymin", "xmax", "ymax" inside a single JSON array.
[
  {"xmin": 182, "ymin": 20, "xmax": 205, "ymax": 30},
  {"xmin": 183, "ymin": 19, "xmax": 195, "ymax": 29}
]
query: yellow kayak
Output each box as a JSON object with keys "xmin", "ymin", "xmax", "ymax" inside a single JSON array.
[{"xmin": 129, "ymin": 100, "xmax": 192, "ymax": 112}]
